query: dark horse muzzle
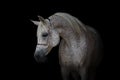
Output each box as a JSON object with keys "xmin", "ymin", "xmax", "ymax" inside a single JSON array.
[{"xmin": 34, "ymin": 45, "xmax": 48, "ymax": 62}]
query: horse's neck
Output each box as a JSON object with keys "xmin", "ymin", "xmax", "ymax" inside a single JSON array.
[
  {"xmin": 49, "ymin": 15, "xmax": 81, "ymax": 47},
  {"xmin": 60, "ymin": 30, "xmax": 78, "ymax": 47}
]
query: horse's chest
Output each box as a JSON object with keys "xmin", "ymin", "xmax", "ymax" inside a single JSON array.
[
  {"xmin": 59, "ymin": 40, "xmax": 83, "ymax": 67},
  {"xmin": 59, "ymin": 47, "xmax": 81, "ymax": 67}
]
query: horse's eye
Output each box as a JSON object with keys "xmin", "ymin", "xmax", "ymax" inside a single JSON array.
[{"xmin": 42, "ymin": 32, "xmax": 48, "ymax": 37}]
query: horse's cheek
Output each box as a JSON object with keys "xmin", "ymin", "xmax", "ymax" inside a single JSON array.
[{"xmin": 50, "ymin": 30, "xmax": 60, "ymax": 47}]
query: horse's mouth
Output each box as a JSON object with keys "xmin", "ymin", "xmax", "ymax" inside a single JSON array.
[{"xmin": 34, "ymin": 55, "xmax": 47, "ymax": 63}]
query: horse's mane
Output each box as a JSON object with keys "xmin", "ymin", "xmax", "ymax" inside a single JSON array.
[{"xmin": 53, "ymin": 12, "xmax": 86, "ymax": 35}]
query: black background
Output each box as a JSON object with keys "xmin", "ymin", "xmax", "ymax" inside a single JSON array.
[{"xmin": 1, "ymin": 1, "xmax": 118, "ymax": 80}]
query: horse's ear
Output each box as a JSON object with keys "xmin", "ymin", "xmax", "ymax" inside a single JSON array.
[
  {"xmin": 31, "ymin": 20, "xmax": 39, "ymax": 26},
  {"xmin": 38, "ymin": 16, "xmax": 45, "ymax": 23}
]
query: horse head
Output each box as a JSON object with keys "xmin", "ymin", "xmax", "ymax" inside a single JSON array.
[{"xmin": 31, "ymin": 16, "xmax": 60, "ymax": 62}]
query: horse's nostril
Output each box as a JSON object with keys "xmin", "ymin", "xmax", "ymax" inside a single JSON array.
[
  {"xmin": 34, "ymin": 54, "xmax": 40, "ymax": 61},
  {"xmin": 34, "ymin": 54, "xmax": 47, "ymax": 62}
]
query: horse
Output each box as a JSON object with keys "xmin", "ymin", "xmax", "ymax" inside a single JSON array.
[{"xmin": 31, "ymin": 12, "xmax": 103, "ymax": 80}]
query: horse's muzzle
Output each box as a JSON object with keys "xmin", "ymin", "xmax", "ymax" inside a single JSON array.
[{"xmin": 34, "ymin": 47, "xmax": 47, "ymax": 63}]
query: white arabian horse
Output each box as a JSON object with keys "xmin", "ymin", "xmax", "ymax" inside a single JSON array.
[{"xmin": 31, "ymin": 12, "xmax": 103, "ymax": 80}]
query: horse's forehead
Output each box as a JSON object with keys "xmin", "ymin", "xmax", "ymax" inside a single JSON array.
[
  {"xmin": 37, "ymin": 23, "xmax": 49, "ymax": 32},
  {"xmin": 38, "ymin": 22, "xmax": 45, "ymax": 27}
]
